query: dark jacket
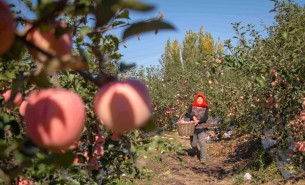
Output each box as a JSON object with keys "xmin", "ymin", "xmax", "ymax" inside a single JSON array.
[{"xmin": 185, "ymin": 105, "xmax": 209, "ymax": 133}]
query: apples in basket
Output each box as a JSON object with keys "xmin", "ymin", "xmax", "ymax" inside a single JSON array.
[{"xmin": 176, "ymin": 118, "xmax": 195, "ymax": 136}]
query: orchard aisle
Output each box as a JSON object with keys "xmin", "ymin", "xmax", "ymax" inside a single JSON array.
[{"xmin": 133, "ymin": 131, "xmax": 304, "ymax": 185}]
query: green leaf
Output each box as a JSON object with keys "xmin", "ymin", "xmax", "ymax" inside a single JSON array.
[
  {"xmin": 108, "ymin": 35, "xmax": 120, "ymax": 50},
  {"xmin": 0, "ymin": 74, "xmax": 7, "ymax": 80},
  {"xmin": 108, "ymin": 143, "xmax": 115, "ymax": 150},
  {"xmin": 119, "ymin": 0, "xmax": 154, "ymax": 11},
  {"xmin": 118, "ymin": 62, "xmax": 135, "ymax": 72},
  {"xmin": 0, "ymin": 169, "xmax": 9, "ymax": 184},
  {"xmin": 2, "ymin": 114, "xmax": 10, "ymax": 123},
  {"xmin": 112, "ymin": 20, "xmax": 127, "ymax": 27},
  {"xmin": 20, "ymin": 139, "xmax": 40, "ymax": 157},
  {"xmin": 66, "ymin": 178, "xmax": 81, "ymax": 185},
  {"xmin": 30, "ymin": 75, "xmax": 52, "ymax": 87},
  {"xmin": 282, "ymin": 31, "xmax": 288, "ymax": 39},
  {"xmin": 116, "ymin": 9, "xmax": 130, "ymax": 19},
  {"xmin": 255, "ymin": 76, "xmax": 265, "ymax": 87},
  {"xmin": 110, "ymin": 52, "xmax": 123, "ymax": 60},
  {"xmin": 94, "ymin": 0, "xmax": 119, "ymax": 27},
  {"xmin": 13, "ymin": 151, "xmax": 26, "ymax": 164},
  {"xmin": 0, "ymin": 39, "xmax": 25, "ymax": 61},
  {"xmin": 4, "ymin": 71, "xmax": 16, "ymax": 79},
  {"xmin": 45, "ymin": 151, "xmax": 74, "ymax": 168},
  {"xmin": 140, "ymin": 117, "xmax": 156, "ymax": 132},
  {"xmin": 123, "ymin": 20, "xmax": 175, "ymax": 39},
  {"xmin": 80, "ymin": 26, "xmax": 90, "ymax": 37},
  {"xmin": 29, "ymin": 70, "xmax": 52, "ymax": 88}
]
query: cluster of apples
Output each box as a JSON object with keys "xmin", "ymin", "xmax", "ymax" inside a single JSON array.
[
  {"xmin": 2, "ymin": 80, "xmax": 151, "ymax": 153},
  {"xmin": 177, "ymin": 119, "xmax": 194, "ymax": 124},
  {"xmin": 0, "ymin": 1, "xmax": 152, "ymax": 153},
  {"xmin": 73, "ymin": 133, "xmax": 106, "ymax": 170},
  {"xmin": 294, "ymin": 141, "xmax": 305, "ymax": 153},
  {"xmin": 17, "ymin": 177, "xmax": 34, "ymax": 185},
  {"xmin": 0, "ymin": 1, "xmax": 72, "ymax": 61}
]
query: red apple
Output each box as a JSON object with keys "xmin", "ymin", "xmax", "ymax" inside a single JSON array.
[
  {"xmin": 25, "ymin": 22, "xmax": 72, "ymax": 61},
  {"xmin": 24, "ymin": 88, "xmax": 86, "ymax": 153},
  {"xmin": 0, "ymin": 1, "xmax": 15, "ymax": 55},
  {"xmin": 1, "ymin": 89, "xmax": 23, "ymax": 106},
  {"xmin": 94, "ymin": 79, "xmax": 152, "ymax": 133},
  {"xmin": 19, "ymin": 100, "xmax": 28, "ymax": 116},
  {"xmin": 94, "ymin": 133, "xmax": 105, "ymax": 144},
  {"xmin": 93, "ymin": 144, "xmax": 104, "ymax": 156}
]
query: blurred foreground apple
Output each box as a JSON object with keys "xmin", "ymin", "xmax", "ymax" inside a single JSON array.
[
  {"xmin": 25, "ymin": 22, "xmax": 72, "ymax": 61},
  {"xmin": 0, "ymin": 1, "xmax": 15, "ymax": 55},
  {"xmin": 24, "ymin": 89, "xmax": 85, "ymax": 153},
  {"xmin": 19, "ymin": 100, "xmax": 28, "ymax": 116},
  {"xmin": 1, "ymin": 89, "xmax": 23, "ymax": 106},
  {"xmin": 94, "ymin": 79, "xmax": 152, "ymax": 133}
]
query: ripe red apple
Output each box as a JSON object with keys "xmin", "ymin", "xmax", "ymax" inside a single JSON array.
[
  {"xmin": 19, "ymin": 100, "xmax": 28, "ymax": 116},
  {"xmin": 83, "ymin": 150, "xmax": 90, "ymax": 161},
  {"xmin": 18, "ymin": 178, "xmax": 34, "ymax": 185},
  {"xmin": 73, "ymin": 152, "xmax": 86, "ymax": 164},
  {"xmin": 94, "ymin": 133, "xmax": 105, "ymax": 144},
  {"xmin": 271, "ymin": 81, "xmax": 278, "ymax": 87},
  {"xmin": 93, "ymin": 144, "xmax": 104, "ymax": 156},
  {"xmin": 88, "ymin": 156, "xmax": 99, "ymax": 170},
  {"xmin": 94, "ymin": 79, "xmax": 152, "ymax": 133},
  {"xmin": 73, "ymin": 155, "xmax": 81, "ymax": 165},
  {"xmin": 0, "ymin": 1, "xmax": 15, "ymax": 55},
  {"xmin": 1, "ymin": 89, "xmax": 23, "ymax": 106},
  {"xmin": 300, "ymin": 112, "xmax": 305, "ymax": 122},
  {"xmin": 68, "ymin": 140, "xmax": 79, "ymax": 150},
  {"xmin": 25, "ymin": 22, "xmax": 72, "ymax": 61},
  {"xmin": 24, "ymin": 88, "xmax": 86, "ymax": 153}
]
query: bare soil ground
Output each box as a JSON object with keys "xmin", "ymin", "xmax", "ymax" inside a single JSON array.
[{"xmin": 132, "ymin": 131, "xmax": 305, "ymax": 185}]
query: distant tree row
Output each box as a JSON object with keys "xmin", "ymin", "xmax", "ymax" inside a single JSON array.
[{"xmin": 162, "ymin": 27, "xmax": 224, "ymax": 67}]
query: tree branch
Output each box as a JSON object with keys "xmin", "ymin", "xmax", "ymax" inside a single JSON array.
[{"xmin": 76, "ymin": 70, "xmax": 101, "ymax": 87}]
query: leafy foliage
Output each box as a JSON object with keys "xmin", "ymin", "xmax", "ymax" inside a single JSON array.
[
  {"xmin": 0, "ymin": 0, "xmax": 175, "ymax": 184},
  {"xmin": 127, "ymin": 0, "xmax": 305, "ymax": 170}
]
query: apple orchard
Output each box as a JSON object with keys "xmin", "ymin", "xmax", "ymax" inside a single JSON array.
[
  {"xmin": 1, "ymin": 0, "xmax": 305, "ymax": 184},
  {"xmin": 0, "ymin": 0, "xmax": 175, "ymax": 184}
]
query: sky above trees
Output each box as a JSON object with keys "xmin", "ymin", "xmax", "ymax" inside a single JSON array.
[{"xmin": 112, "ymin": 0, "xmax": 305, "ymax": 67}]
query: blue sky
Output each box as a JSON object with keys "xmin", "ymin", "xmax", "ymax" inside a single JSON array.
[
  {"xmin": 112, "ymin": 0, "xmax": 305, "ymax": 68},
  {"xmin": 8, "ymin": 0, "xmax": 305, "ymax": 68}
]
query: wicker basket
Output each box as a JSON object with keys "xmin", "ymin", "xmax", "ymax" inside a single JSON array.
[
  {"xmin": 176, "ymin": 121, "xmax": 195, "ymax": 136},
  {"xmin": 176, "ymin": 111, "xmax": 196, "ymax": 136}
]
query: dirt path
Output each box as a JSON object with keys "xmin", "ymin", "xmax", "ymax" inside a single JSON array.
[{"xmin": 133, "ymin": 131, "xmax": 305, "ymax": 185}]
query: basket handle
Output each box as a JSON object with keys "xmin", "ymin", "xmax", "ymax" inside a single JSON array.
[{"xmin": 179, "ymin": 111, "xmax": 187, "ymax": 120}]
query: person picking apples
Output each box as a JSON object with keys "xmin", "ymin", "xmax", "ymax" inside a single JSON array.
[{"xmin": 185, "ymin": 93, "xmax": 209, "ymax": 164}]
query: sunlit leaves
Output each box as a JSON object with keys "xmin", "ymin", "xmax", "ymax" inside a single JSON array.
[
  {"xmin": 118, "ymin": 62, "xmax": 136, "ymax": 73},
  {"xmin": 255, "ymin": 75, "xmax": 266, "ymax": 87},
  {"xmin": 119, "ymin": 0, "xmax": 154, "ymax": 12},
  {"xmin": 94, "ymin": 0, "xmax": 119, "ymax": 28},
  {"xmin": 115, "ymin": 9, "xmax": 130, "ymax": 19},
  {"xmin": 0, "ymin": 0, "xmax": 176, "ymax": 183},
  {"xmin": 123, "ymin": 20, "xmax": 175, "ymax": 39}
]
